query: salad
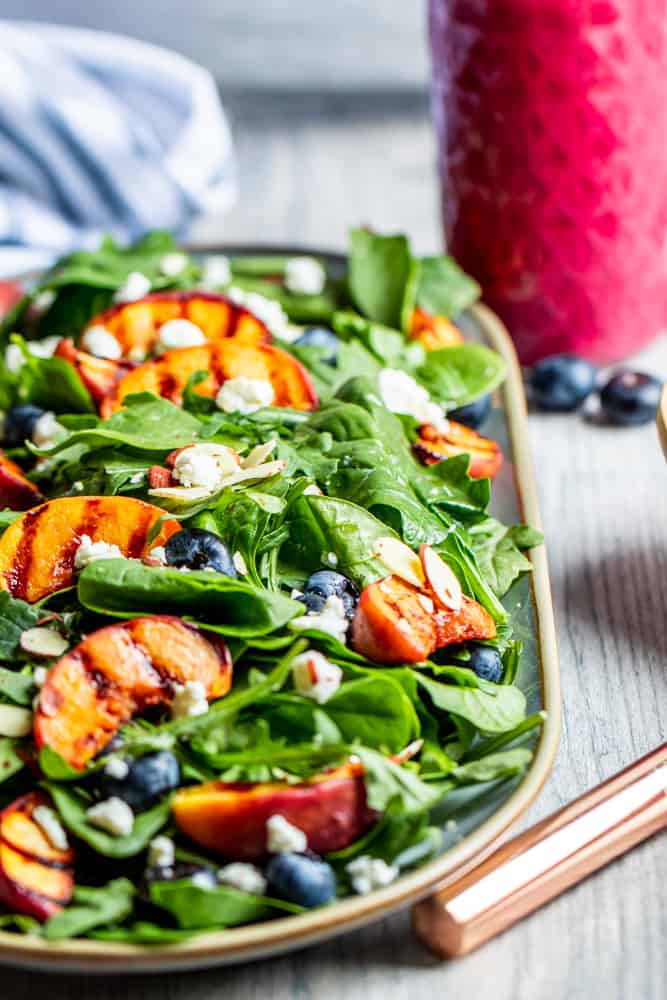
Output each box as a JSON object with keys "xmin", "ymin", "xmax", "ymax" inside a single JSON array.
[{"xmin": 0, "ymin": 229, "xmax": 542, "ymax": 944}]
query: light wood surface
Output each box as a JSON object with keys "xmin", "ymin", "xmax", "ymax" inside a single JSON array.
[{"xmin": 5, "ymin": 92, "xmax": 667, "ymax": 1000}]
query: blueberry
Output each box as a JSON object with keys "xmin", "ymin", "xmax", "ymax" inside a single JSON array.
[
  {"xmin": 530, "ymin": 355, "xmax": 597, "ymax": 412},
  {"xmin": 468, "ymin": 645, "xmax": 503, "ymax": 683},
  {"xmin": 266, "ymin": 852, "xmax": 336, "ymax": 908},
  {"xmin": 300, "ymin": 569, "xmax": 358, "ymax": 619},
  {"xmin": 448, "ymin": 394, "xmax": 491, "ymax": 429},
  {"xmin": 165, "ymin": 528, "xmax": 237, "ymax": 576},
  {"xmin": 599, "ymin": 370, "xmax": 661, "ymax": 427},
  {"xmin": 96, "ymin": 751, "xmax": 181, "ymax": 813},
  {"xmin": 2, "ymin": 405, "xmax": 46, "ymax": 446},
  {"xmin": 294, "ymin": 327, "xmax": 339, "ymax": 365}
]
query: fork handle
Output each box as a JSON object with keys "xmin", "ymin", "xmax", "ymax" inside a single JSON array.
[{"xmin": 413, "ymin": 743, "xmax": 667, "ymax": 958}]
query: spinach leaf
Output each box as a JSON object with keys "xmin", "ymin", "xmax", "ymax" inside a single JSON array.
[
  {"xmin": 78, "ymin": 560, "xmax": 302, "ymax": 637},
  {"xmin": 0, "ymin": 738, "xmax": 26, "ymax": 785},
  {"xmin": 0, "ymin": 667, "xmax": 34, "ymax": 706},
  {"xmin": 149, "ymin": 880, "xmax": 303, "ymax": 930},
  {"xmin": 0, "ymin": 593, "xmax": 41, "ymax": 660},
  {"xmin": 452, "ymin": 748, "xmax": 532, "ymax": 784},
  {"xmin": 468, "ymin": 519, "xmax": 543, "ymax": 597},
  {"xmin": 91, "ymin": 922, "xmax": 205, "ymax": 944},
  {"xmin": 0, "ymin": 511, "xmax": 21, "ymax": 536},
  {"xmin": 414, "ymin": 673, "xmax": 526, "ymax": 734},
  {"xmin": 413, "ymin": 256, "xmax": 481, "ymax": 319},
  {"xmin": 348, "ymin": 228, "xmax": 412, "ymax": 328},
  {"xmin": 11, "ymin": 337, "xmax": 94, "ymax": 414},
  {"xmin": 416, "ymin": 344, "xmax": 506, "ymax": 408},
  {"xmin": 323, "ymin": 676, "xmax": 420, "ymax": 753},
  {"xmin": 356, "ymin": 747, "xmax": 448, "ymax": 815},
  {"xmin": 43, "ymin": 879, "xmax": 135, "ymax": 941}
]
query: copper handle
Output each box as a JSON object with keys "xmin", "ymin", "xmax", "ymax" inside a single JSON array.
[{"xmin": 413, "ymin": 743, "xmax": 667, "ymax": 958}]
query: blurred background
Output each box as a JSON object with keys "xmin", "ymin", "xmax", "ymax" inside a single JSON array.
[{"xmin": 4, "ymin": 2, "xmax": 436, "ymax": 251}]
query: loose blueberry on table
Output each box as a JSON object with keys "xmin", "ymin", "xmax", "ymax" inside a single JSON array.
[
  {"xmin": 599, "ymin": 371, "xmax": 661, "ymax": 427},
  {"xmin": 529, "ymin": 354, "xmax": 597, "ymax": 412}
]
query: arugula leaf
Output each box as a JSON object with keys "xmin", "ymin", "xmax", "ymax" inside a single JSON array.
[
  {"xmin": 149, "ymin": 879, "xmax": 303, "ymax": 930},
  {"xmin": 416, "ymin": 344, "xmax": 506, "ymax": 409},
  {"xmin": 0, "ymin": 593, "xmax": 41, "ymax": 661},
  {"xmin": 413, "ymin": 256, "xmax": 481, "ymax": 319},
  {"xmin": 348, "ymin": 229, "xmax": 412, "ymax": 327},
  {"xmin": 43, "ymin": 879, "xmax": 135, "ymax": 941}
]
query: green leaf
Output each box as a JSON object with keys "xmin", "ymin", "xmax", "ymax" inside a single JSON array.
[
  {"xmin": 0, "ymin": 667, "xmax": 34, "ymax": 706},
  {"xmin": 414, "ymin": 673, "xmax": 526, "ymax": 734},
  {"xmin": 356, "ymin": 747, "xmax": 448, "ymax": 815},
  {"xmin": 0, "ymin": 593, "xmax": 41, "ymax": 661},
  {"xmin": 452, "ymin": 748, "xmax": 532, "ymax": 784},
  {"xmin": 348, "ymin": 229, "xmax": 412, "ymax": 327},
  {"xmin": 416, "ymin": 344, "xmax": 506, "ymax": 409},
  {"xmin": 149, "ymin": 879, "xmax": 303, "ymax": 930},
  {"xmin": 469, "ymin": 519, "xmax": 543, "ymax": 597},
  {"xmin": 0, "ymin": 738, "xmax": 26, "ymax": 785},
  {"xmin": 11, "ymin": 337, "xmax": 94, "ymax": 413},
  {"xmin": 43, "ymin": 879, "xmax": 135, "ymax": 941},
  {"xmin": 413, "ymin": 255, "xmax": 481, "ymax": 319},
  {"xmin": 323, "ymin": 677, "xmax": 420, "ymax": 753}
]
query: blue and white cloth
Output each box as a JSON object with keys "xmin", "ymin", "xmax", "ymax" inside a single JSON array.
[{"xmin": 0, "ymin": 21, "xmax": 237, "ymax": 276}]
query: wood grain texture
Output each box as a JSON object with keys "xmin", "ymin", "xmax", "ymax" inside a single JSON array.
[{"xmin": 5, "ymin": 93, "xmax": 667, "ymax": 1000}]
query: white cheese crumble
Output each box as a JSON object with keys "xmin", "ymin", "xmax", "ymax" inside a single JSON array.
[
  {"xmin": 148, "ymin": 546, "xmax": 167, "ymax": 565},
  {"xmin": 171, "ymin": 680, "xmax": 209, "ymax": 719},
  {"xmin": 377, "ymin": 369, "xmax": 449, "ymax": 432},
  {"xmin": 32, "ymin": 805, "xmax": 69, "ymax": 851},
  {"xmin": 346, "ymin": 856, "xmax": 399, "ymax": 895},
  {"xmin": 32, "ymin": 411, "xmax": 66, "ymax": 450},
  {"xmin": 172, "ymin": 443, "xmax": 238, "ymax": 491},
  {"xmin": 290, "ymin": 594, "xmax": 348, "ymax": 644},
  {"xmin": 217, "ymin": 862, "xmax": 267, "ymax": 896},
  {"xmin": 303, "ymin": 484, "xmax": 323, "ymax": 496},
  {"xmin": 266, "ymin": 814, "xmax": 308, "ymax": 854},
  {"xmin": 216, "ymin": 376, "xmax": 275, "ymax": 415},
  {"xmin": 292, "ymin": 650, "xmax": 342, "ymax": 704},
  {"xmin": 129, "ymin": 472, "xmax": 144, "ymax": 486},
  {"xmin": 148, "ymin": 835, "xmax": 175, "ymax": 868},
  {"xmin": 32, "ymin": 666, "xmax": 48, "ymax": 687},
  {"xmin": 191, "ymin": 871, "xmax": 216, "ymax": 890},
  {"xmin": 104, "ymin": 757, "xmax": 130, "ymax": 780},
  {"xmin": 159, "ymin": 251, "xmax": 189, "ymax": 277},
  {"xmin": 74, "ymin": 535, "xmax": 124, "ymax": 571},
  {"xmin": 72, "ymin": 480, "xmax": 84, "ymax": 492},
  {"xmin": 285, "ymin": 256, "xmax": 326, "ymax": 296},
  {"xmin": 5, "ymin": 336, "xmax": 60, "ymax": 374},
  {"xmin": 113, "ymin": 271, "xmax": 151, "ymax": 303},
  {"xmin": 155, "ymin": 318, "xmax": 207, "ymax": 353},
  {"xmin": 201, "ymin": 255, "xmax": 231, "ymax": 288},
  {"xmin": 0, "ymin": 705, "xmax": 32, "ymax": 738},
  {"xmin": 232, "ymin": 551, "xmax": 248, "ymax": 575},
  {"xmin": 325, "ymin": 551, "xmax": 338, "ymax": 567},
  {"xmin": 86, "ymin": 797, "xmax": 134, "ymax": 837},
  {"xmin": 31, "ymin": 289, "xmax": 56, "ymax": 313},
  {"xmin": 226, "ymin": 287, "xmax": 291, "ymax": 339},
  {"xmin": 81, "ymin": 325, "xmax": 122, "ymax": 360}
]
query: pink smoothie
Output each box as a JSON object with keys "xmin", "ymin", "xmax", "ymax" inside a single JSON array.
[{"xmin": 430, "ymin": 0, "xmax": 667, "ymax": 364}]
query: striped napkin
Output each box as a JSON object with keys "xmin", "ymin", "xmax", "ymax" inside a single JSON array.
[{"xmin": 0, "ymin": 21, "xmax": 237, "ymax": 277}]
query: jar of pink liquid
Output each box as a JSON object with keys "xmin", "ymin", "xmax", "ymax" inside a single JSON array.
[{"xmin": 429, "ymin": 0, "xmax": 667, "ymax": 364}]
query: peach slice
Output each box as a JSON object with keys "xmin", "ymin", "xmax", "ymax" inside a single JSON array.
[
  {"xmin": 413, "ymin": 421, "xmax": 503, "ymax": 480},
  {"xmin": 54, "ymin": 338, "xmax": 131, "ymax": 405},
  {"xmin": 352, "ymin": 574, "xmax": 496, "ymax": 664},
  {"xmin": 172, "ymin": 763, "xmax": 375, "ymax": 860},
  {"xmin": 34, "ymin": 616, "xmax": 232, "ymax": 769},
  {"xmin": 409, "ymin": 308, "xmax": 464, "ymax": 351},
  {"xmin": 0, "ymin": 496, "xmax": 179, "ymax": 603},
  {"xmin": 83, "ymin": 291, "xmax": 271, "ymax": 361},
  {"xmin": 100, "ymin": 340, "xmax": 318, "ymax": 417},
  {"xmin": 0, "ymin": 792, "xmax": 74, "ymax": 922},
  {"xmin": 0, "ymin": 451, "xmax": 43, "ymax": 511}
]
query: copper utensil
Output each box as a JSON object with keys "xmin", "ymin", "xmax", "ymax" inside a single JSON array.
[
  {"xmin": 413, "ymin": 743, "xmax": 667, "ymax": 958},
  {"xmin": 657, "ymin": 381, "xmax": 667, "ymax": 460}
]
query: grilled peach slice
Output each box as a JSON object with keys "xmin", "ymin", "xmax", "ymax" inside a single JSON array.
[
  {"xmin": 0, "ymin": 792, "xmax": 74, "ymax": 921},
  {"xmin": 34, "ymin": 616, "xmax": 233, "ymax": 769},
  {"xmin": 0, "ymin": 451, "xmax": 43, "ymax": 510},
  {"xmin": 83, "ymin": 291, "xmax": 271, "ymax": 361},
  {"xmin": 0, "ymin": 496, "xmax": 179, "ymax": 603},
  {"xmin": 54, "ymin": 338, "xmax": 130, "ymax": 405},
  {"xmin": 352, "ymin": 575, "xmax": 496, "ymax": 664},
  {"xmin": 414, "ymin": 421, "xmax": 503, "ymax": 480},
  {"xmin": 100, "ymin": 340, "xmax": 318, "ymax": 417},
  {"xmin": 173, "ymin": 763, "xmax": 375, "ymax": 860},
  {"xmin": 409, "ymin": 308, "xmax": 464, "ymax": 351}
]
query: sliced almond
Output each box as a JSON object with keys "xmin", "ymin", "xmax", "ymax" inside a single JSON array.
[
  {"xmin": 148, "ymin": 486, "xmax": 213, "ymax": 503},
  {"xmin": 241, "ymin": 440, "xmax": 277, "ymax": 469},
  {"xmin": 372, "ymin": 537, "xmax": 425, "ymax": 589},
  {"xmin": 20, "ymin": 627, "xmax": 68, "ymax": 659},
  {"xmin": 219, "ymin": 459, "xmax": 286, "ymax": 488},
  {"xmin": 420, "ymin": 544, "xmax": 462, "ymax": 612},
  {"xmin": 0, "ymin": 704, "xmax": 33, "ymax": 738}
]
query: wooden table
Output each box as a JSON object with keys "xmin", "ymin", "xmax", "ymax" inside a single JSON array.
[{"xmin": 5, "ymin": 92, "xmax": 666, "ymax": 1000}]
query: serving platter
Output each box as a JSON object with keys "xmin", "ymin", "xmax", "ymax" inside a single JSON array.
[{"xmin": 0, "ymin": 247, "xmax": 560, "ymax": 973}]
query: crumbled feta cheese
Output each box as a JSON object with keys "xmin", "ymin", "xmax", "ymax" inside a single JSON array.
[
  {"xmin": 81, "ymin": 325, "xmax": 122, "ymax": 360},
  {"xmin": 32, "ymin": 805, "xmax": 69, "ymax": 851},
  {"xmin": 292, "ymin": 650, "xmax": 342, "ymax": 704},
  {"xmin": 216, "ymin": 376, "xmax": 275, "ymax": 415},
  {"xmin": 171, "ymin": 680, "xmax": 209, "ymax": 719},
  {"xmin": 217, "ymin": 862, "xmax": 267, "ymax": 896},
  {"xmin": 33, "ymin": 666, "xmax": 48, "ymax": 688},
  {"xmin": 72, "ymin": 480, "xmax": 84, "ymax": 492},
  {"xmin": 285, "ymin": 256, "xmax": 326, "ymax": 296},
  {"xmin": 129, "ymin": 472, "xmax": 145, "ymax": 486},
  {"xmin": 290, "ymin": 594, "xmax": 348, "ymax": 644},
  {"xmin": 104, "ymin": 757, "xmax": 130, "ymax": 780},
  {"xmin": 172, "ymin": 443, "xmax": 238, "ymax": 491},
  {"xmin": 31, "ymin": 289, "xmax": 56, "ymax": 313},
  {"xmin": 226, "ymin": 287, "xmax": 291, "ymax": 339},
  {"xmin": 266, "ymin": 814, "xmax": 308, "ymax": 854},
  {"xmin": 74, "ymin": 534, "xmax": 124, "ymax": 571},
  {"xmin": 346, "ymin": 856, "xmax": 399, "ymax": 895},
  {"xmin": 148, "ymin": 835, "xmax": 175, "ymax": 868},
  {"xmin": 201, "ymin": 255, "xmax": 231, "ymax": 288},
  {"xmin": 159, "ymin": 252, "xmax": 189, "ymax": 277},
  {"xmin": 303, "ymin": 484, "xmax": 323, "ymax": 496},
  {"xmin": 5, "ymin": 336, "xmax": 60, "ymax": 374},
  {"xmin": 325, "ymin": 551, "xmax": 338, "ymax": 567},
  {"xmin": 232, "ymin": 551, "xmax": 248, "ymax": 575},
  {"xmin": 86, "ymin": 797, "xmax": 134, "ymax": 837},
  {"xmin": 113, "ymin": 271, "xmax": 151, "ymax": 303},
  {"xmin": 148, "ymin": 546, "xmax": 167, "ymax": 565},
  {"xmin": 191, "ymin": 871, "xmax": 216, "ymax": 890},
  {"xmin": 31, "ymin": 411, "xmax": 66, "ymax": 450},
  {"xmin": 155, "ymin": 318, "xmax": 207, "ymax": 353},
  {"xmin": 377, "ymin": 369, "xmax": 449, "ymax": 431},
  {"xmin": 0, "ymin": 705, "xmax": 33, "ymax": 737}
]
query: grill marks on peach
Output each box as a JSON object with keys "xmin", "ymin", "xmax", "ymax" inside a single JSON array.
[{"xmin": 34, "ymin": 617, "xmax": 233, "ymax": 769}]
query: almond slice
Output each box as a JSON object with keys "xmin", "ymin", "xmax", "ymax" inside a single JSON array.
[
  {"xmin": 241, "ymin": 440, "xmax": 277, "ymax": 469},
  {"xmin": 420, "ymin": 544, "xmax": 462, "ymax": 612},
  {"xmin": 0, "ymin": 705, "xmax": 33, "ymax": 738},
  {"xmin": 373, "ymin": 537, "xmax": 425, "ymax": 589},
  {"xmin": 19, "ymin": 628, "xmax": 69, "ymax": 659},
  {"xmin": 147, "ymin": 486, "xmax": 213, "ymax": 503}
]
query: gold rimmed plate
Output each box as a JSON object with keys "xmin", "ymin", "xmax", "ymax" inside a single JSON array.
[{"xmin": 0, "ymin": 248, "xmax": 561, "ymax": 972}]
